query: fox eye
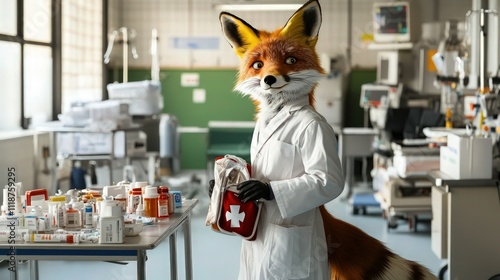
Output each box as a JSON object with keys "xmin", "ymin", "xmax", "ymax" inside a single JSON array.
[
  {"xmin": 252, "ymin": 61, "xmax": 264, "ymax": 70},
  {"xmin": 285, "ymin": 57, "xmax": 297, "ymax": 65}
]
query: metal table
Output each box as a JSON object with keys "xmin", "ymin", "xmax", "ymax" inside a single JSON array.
[
  {"xmin": 0, "ymin": 199, "xmax": 198, "ymax": 280},
  {"xmin": 338, "ymin": 127, "xmax": 378, "ymax": 198}
]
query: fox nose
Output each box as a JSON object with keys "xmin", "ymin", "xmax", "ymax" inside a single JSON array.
[{"xmin": 263, "ymin": 75, "xmax": 277, "ymax": 86}]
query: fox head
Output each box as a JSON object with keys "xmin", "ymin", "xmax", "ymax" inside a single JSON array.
[{"xmin": 220, "ymin": 0, "xmax": 324, "ymax": 121}]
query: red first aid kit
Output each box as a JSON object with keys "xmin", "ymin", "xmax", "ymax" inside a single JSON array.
[{"xmin": 206, "ymin": 155, "xmax": 262, "ymax": 241}]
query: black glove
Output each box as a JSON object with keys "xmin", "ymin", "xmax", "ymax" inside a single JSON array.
[
  {"xmin": 237, "ymin": 180, "xmax": 274, "ymax": 203},
  {"xmin": 208, "ymin": 179, "xmax": 215, "ymax": 198}
]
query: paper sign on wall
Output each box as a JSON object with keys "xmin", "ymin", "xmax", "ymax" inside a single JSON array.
[
  {"xmin": 181, "ymin": 73, "xmax": 200, "ymax": 87},
  {"xmin": 171, "ymin": 37, "xmax": 219, "ymax": 50},
  {"xmin": 193, "ymin": 89, "xmax": 206, "ymax": 103}
]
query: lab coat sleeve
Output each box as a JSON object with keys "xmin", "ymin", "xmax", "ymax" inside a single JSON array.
[{"xmin": 271, "ymin": 119, "xmax": 344, "ymax": 219}]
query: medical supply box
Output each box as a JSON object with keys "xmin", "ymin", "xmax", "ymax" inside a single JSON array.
[{"xmin": 440, "ymin": 133, "xmax": 492, "ymax": 179}]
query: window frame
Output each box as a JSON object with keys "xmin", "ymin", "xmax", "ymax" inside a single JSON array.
[
  {"xmin": 0, "ymin": 0, "xmax": 108, "ymax": 130},
  {"xmin": 0, "ymin": 0, "xmax": 57, "ymax": 129}
]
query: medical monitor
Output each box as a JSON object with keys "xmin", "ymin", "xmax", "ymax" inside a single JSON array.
[
  {"xmin": 360, "ymin": 83, "xmax": 403, "ymax": 109},
  {"xmin": 373, "ymin": 2, "xmax": 411, "ymax": 43}
]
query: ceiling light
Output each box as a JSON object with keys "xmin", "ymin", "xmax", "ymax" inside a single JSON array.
[{"xmin": 215, "ymin": 4, "xmax": 302, "ymax": 11}]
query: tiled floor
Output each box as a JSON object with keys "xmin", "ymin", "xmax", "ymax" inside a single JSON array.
[{"xmin": 0, "ymin": 170, "xmax": 446, "ymax": 279}]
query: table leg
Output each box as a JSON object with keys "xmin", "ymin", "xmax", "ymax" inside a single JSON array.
[
  {"xmin": 33, "ymin": 133, "xmax": 39, "ymax": 187},
  {"xmin": 29, "ymin": 260, "xmax": 38, "ymax": 280},
  {"xmin": 341, "ymin": 157, "xmax": 353, "ymax": 200},
  {"xmin": 137, "ymin": 250, "xmax": 146, "ymax": 280},
  {"xmin": 49, "ymin": 131, "xmax": 57, "ymax": 194},
  {"xmin": 183, "ymin": 216, "xmax": 193, "ymax": 280},
  {"xmin": 9, "ymin": 262, "xmax": 18, "ymax": 280},
  {"xmin": 169, "ymin": 232, "xmax": 177, "ymax": 280}
]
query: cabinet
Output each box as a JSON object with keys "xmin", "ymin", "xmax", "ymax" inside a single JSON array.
[{"xmin": 429, "ymin": 171, "xmax": 500, "ymax": 279}]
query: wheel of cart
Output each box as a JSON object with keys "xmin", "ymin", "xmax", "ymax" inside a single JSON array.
[
  {"xmin": 385, "ymin": 206, "xmax": 432, "ymax": 232},
  {"xmin": 438, "ymin": 264, "xmax": 447, "ymax": 280},
  {"xmin": 349, "ymin": 192, "xmax": 380, "ymax": 215},
  {"xmin": 387, "ymin": 215, "xmax": 398, "ymax": 229}
]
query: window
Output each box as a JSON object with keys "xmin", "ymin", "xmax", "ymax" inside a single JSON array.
[
  {"xmin": 0, "ymin": 0, "xmax": 53, "ymax": 130},
  {"xmin": 0, "ymin": 0, "xmax": 104, "ymax": 131}
]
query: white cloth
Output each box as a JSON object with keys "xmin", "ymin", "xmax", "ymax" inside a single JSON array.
[{"xmin": 238, "ymin": 96, "xmax": 344, "ymax": 280}]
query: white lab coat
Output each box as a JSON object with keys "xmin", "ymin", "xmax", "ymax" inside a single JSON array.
[{"xmin": 238, "ymin": 96, "xmax": 344, "ymax": 280}]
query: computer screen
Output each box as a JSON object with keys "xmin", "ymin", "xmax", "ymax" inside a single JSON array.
[{"xmin": 373, "ymin": 2, "xmax": 411, "ymax": 43}]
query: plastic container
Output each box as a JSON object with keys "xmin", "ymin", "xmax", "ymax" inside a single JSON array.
[
  {"xmin": 143, "ymin": 186, "xmax": 158, "ymax": 218},
  {"xmin": 65, "ymin": 204, "xmax": 80, "ymax": 229},
  {"xmin": 99, "ymin": 201, "xmax": 124, "ymax": 244},
  {"xmin": 25, "ymin": 189, "xmax": 48, "ymax": 206},
  {"xmin": 106, "ymin": 80, "xmax": 163, "ymax": 116},
  {"xmin": 114, "ymin": 194, "xmax": 127, "ymax": 214},
  {"xmin": 24, "ymin": 233, "xmax": 79, "ymax": 244},
  {"xmin": 170, "ymin": 191, "xmax": 182, "ymax": 209},
  {"xmin": 84, "ymin": 203, "xmax": 93, "ymax": 228},
  {"xmin": 168, "ymin": 192, "xmax": 174, "ymax": 215},
  {"xmin": 128, "ymin": 187, "xmax": 142, "ymax": 214}
]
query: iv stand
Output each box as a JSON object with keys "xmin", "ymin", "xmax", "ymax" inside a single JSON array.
[{"xmin": 103, "ymin": 27, "xmax": 139, "ymax": 83}]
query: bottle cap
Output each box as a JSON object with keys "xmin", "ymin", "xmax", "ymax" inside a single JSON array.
[
  {"xmin": 134, "ymin": 182, "xmax": 148, "ymax": 188},
  {"xmin": 159, "ymin": 186, "xmax": 169, "ymax": 193},
  {"xmin": 144, "ymin": 186, "xmax": 159, "ymax": 197}
]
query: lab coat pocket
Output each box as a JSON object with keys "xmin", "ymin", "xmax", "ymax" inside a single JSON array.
[
  {"xmin": 263, "ymin": 140, "xmax": 296, "ymax": 180},
  {"xmin": 268, "ymin": 224, "xmax": 312, "ymax": 279}
]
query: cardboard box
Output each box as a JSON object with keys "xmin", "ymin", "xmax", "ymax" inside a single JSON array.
[{"xmin": 440, "ymin": 134, "xmax": 492, "ymax": 179}]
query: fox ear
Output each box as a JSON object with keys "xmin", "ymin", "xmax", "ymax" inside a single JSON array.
[
  {"xmin": 280, "ymin": 0, "xmax": 322, "ymax": 48},
  {"xmin": 220, "ymin": 12, "xmax": 261, "ymax": 58}
]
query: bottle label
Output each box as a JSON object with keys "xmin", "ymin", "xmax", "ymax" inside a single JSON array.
[
  {"xmin": 66, "ymin": 213, "xmax": 78, "ymax": 228},
  {"xmin": 159, "ymin": 205, "xmax": 168, "ymax": 217}
]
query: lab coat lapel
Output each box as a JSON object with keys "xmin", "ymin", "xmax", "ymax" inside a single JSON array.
[
  {"xmin": 256, "ymin": 110, "xmax": 291, "ymax": 154},
  {"xmin": 255, "ymin": 97, "xmax": 309, "ymax": 154}
]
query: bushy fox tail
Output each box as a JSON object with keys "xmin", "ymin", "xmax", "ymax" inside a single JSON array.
[{"xmin": 319, "ymin": 205, "xmax": 438, "ymax": 280}]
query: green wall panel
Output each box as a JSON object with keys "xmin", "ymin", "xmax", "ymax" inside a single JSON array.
[
  {"xmin": 109, "ymin": 68, "xmax": 376, "ymax": 169},
  {"xmin": 179, "ymin": 132, "xmax": 207, "ymax": 170},
  {"xmin": 344, "ymin": 69, "xmax": 377, "ymax": 128}
]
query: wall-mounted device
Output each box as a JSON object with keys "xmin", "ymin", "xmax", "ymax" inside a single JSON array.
[
  {"xmin": 373, "ymin": 1, "xmax": 413, "ymax": 43},
  {"xmin": 377, "ymin": 51, "xmax": 413, "ymax": 86},
  {"xmin": 360, "ymin": 83, "xmax": 404, "ymax": 109}
]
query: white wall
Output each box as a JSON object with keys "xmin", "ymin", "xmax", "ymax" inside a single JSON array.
[
  {"xmin": 107, "ymin": 0, "xmax": 474, "ymax": 70},
  {"xmin": 0, "ymin": 132, "xmax": 51, "ymax": 205}
]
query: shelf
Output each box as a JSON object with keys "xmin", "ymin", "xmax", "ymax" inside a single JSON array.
[
  {"xmin": 367, "ymin": 42, "xmax": 414, "ymax": 50},
  {"xmin": 65, "ymin": 155, "xmax": 114, "ymax": 161}
]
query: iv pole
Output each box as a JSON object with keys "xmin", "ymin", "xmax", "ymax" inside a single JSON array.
[{"xmin": 103, "ymin": 27, "xmax": 139, "ymax": 83}]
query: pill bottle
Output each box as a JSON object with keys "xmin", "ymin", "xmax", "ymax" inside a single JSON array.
[
  {"xmin": 65, "ymin": 203, "xmax": 80, "ymax": 229},
  {"xmin": 114, "ymin": 194, "xmax": 127, "ymax": 214},
  {"xmin": 128, "ymin": 187, "xmax": 142, "ymax": 214},
  {"xmin": 157, "ymin": 187, "xmax": 170, "ymax": 219},
  {"xmin": 168, "ymin": 190, "xmax": 174, "ymax": 214},
  {"xmin": 84, "ymin": 203, "xmax": 94, "ymax": 228},
  {"xmin": 143, "ymin": 186, "xmax": 158, "ymax": 218}
]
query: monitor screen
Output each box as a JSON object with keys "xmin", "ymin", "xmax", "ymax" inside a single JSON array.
[
  {"xmin": 375, "ymin": 5, "xmax": 408, "ymax": 34},
  {"xmin": 360, "ymin": 84, "xmax": 391, "ymax": 108},
  {"xmin": 373, "ymin": 2, "xmax": 411, "ymax": 43}
]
